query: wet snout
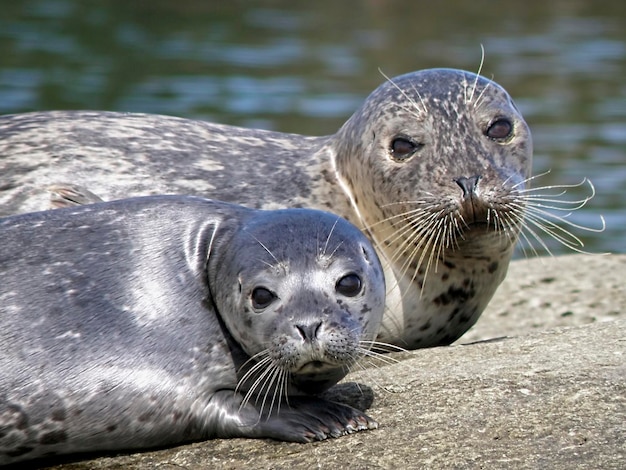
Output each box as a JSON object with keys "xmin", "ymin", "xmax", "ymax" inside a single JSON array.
[
  {"xmin": 294, "ymin": 319, "xmax": 323, "ymax": 342},
  {"xmin": 453, "ymin": 174, "xmax": 489, "ymax": 225},
  {"xmin": 454, "ymin": 175, "xmax": 481, "ymax": 198}
]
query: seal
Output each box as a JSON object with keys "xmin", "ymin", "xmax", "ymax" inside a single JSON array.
[
  {"xmin": 0, "ymin": 68, "xmax": 533, "ymax": 349},
  {"xmin": 0, "ymin": 195, "xmax": 386, "ymax": 465}
]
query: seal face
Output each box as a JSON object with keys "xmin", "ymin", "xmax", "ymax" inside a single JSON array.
[
  {"xmin": 0, "ymin": 196, "xmax": 385, "ymax": 464},
  {"xmin": 331, "ymin": 68, "xmax": 532, "ymax": 347},
  {"xmin": 0, "ymin": 68, "xmax": 532, "ymax": 349}
]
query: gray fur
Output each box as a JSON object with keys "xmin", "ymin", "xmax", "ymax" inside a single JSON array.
[
  {"xmin": 0, "ymin": 196, "xmax": 385, "ymax": 464},
  {"xmin": 0, "ymin": 68, "xmax": 532, "ymax": 349}
]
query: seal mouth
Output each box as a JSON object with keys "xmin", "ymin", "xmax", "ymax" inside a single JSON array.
[
  {"xmin": 456, "ymin": 219, "xmax": 491, "ymax": 236},
  {"xmin": 297, "ymin": 360, "xmax": 331, "ymax": 373},
  {"xmin": 464, "ymin": 221, "xmax": 490, "ymax": 231}
]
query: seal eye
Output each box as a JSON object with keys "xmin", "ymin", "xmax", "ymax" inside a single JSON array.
[
  {"xmin": 251, "ymin": 287, "xmax": 275, "ymax": 309},
  {"xmin": 336, "ymin": 273, "xmax": 362, "ymax": 297},
  {"xmin": 486, "ymin": 118, "xmax": 513, "ymax": 140},
  {"xmin": 390, "ymin": 137, "xmax": 421, "ymax": 161}
]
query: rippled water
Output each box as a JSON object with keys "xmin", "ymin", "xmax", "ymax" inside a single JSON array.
[{"xmin": 0, "ymin": 0, "xmax": 624, "ymax": 254}]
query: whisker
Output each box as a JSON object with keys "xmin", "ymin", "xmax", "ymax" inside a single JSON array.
[
  {"xmin": 392, "ymin": 223, "xmax": 431, "ymax": 280},
  {"xmin": 510, "ymin": 169, "xmax": 553, "ymax": 189},
  {"xmin": 255, "ymin": 366, "xmax": 282, "ymax": 419},
  {"xmin": 321, "ymin": 218, "xmax": 340, "ymax": 258},
  {"xmin": 497, "ymin": 209, "xmax": 525, "ymax": 247},
  {"xmin": 349, "ymin": 346, "xmax": 409, "ymax": 395},
  {"xmin": 358, "ymin": 349, "xmax": 401, "ymax": 367},
  {"xmin": 266, "ymin": 367, "xmax": 288, "ymax": 418},
  {"xmin": 517, "ymin": 218, "xmax": 556, "ymax": 256},
  {"xmin": 467, "ymin": 43, "xmax": 486, "ymax": 105},
  {"xmin": 379, "ymin": 195, "xmax": 439, "ymax": 209},
  {"xmin": 383, "ymin": 213, "xmax": 436, "ymax": 263},
  {"xmin": 521, "ymin": 208, "xmax": 606, "ymax": 254},
  {"xmin": 522, "ymin": 196, "xmax": 592, "ymax": 208},
  {"xmin": 524, "ymin": 203, "xmax": 606, "ymax": 234},
  {"xmin": 236, "ymin": 352, "xmax": 271, "ymax": 391},
  {"xmin": 473, "ymin": 80, "xmax": 492, "ymax": 110},
  {"xmin": 516, "ymin": 223, "xmax": 544, "ymax": 259},
  {"xmin": 247, "ymin": 232, "xmax": 283, "ymax": 268},
  {"xmin": 498, "ymin": 172, "xmax": 605, "ymax": 256},
  {"xmin": 378, "ymin": 67, "xmax": 427, "ymax": 116},
  {"xmin": 360, "ymin": 340, "xmax": 408, "ymax": 354},
  {"xmin": 516, "ymin": 176, "xmax": 593, "ymax": 194},
  {"xmin": 524, "ymin": 212, "xmax": 587, "ymax": 248},
  {"xmin": 237, "ymin": 355, "xmax": 276, "ymax": 411},
  {"xmin": 326, "ymin": 240, "xmax": 345, "ymax": 261}
]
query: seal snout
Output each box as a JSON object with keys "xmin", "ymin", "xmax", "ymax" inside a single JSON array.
[
  {"xmin": 295, "ymin": 320, "xmax": 322, "ymax": 342},
  {"xmin": 454, "ymin": 175, "xmax": 489, "ymax": 226},
  {"xmin": 454, "ymin": 175, "xmax": 482, "ymax": 199}
]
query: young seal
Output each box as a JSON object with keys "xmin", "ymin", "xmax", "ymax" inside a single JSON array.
[
  {"xmin": 0, "ymin": 195, "xmax": 386, "ymax": 465},
  {"xmin": 0, "ymin": 68, "xmax": 533, "ymax": 349}
]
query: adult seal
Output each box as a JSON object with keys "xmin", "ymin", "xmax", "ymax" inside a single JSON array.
[
  {"xmin": 0, "ymin": 68, "xmax": 533, "ymax": 349},
  {"xmin": 0, "ymin": 195, "xmax": 386, "ymax": 465}
]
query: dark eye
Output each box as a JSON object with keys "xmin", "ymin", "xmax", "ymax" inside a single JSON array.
[
  {"xmin": 485, "ymin": 118, "xmax": 513, "ymax": 140},
  {"xmin": 251, "ymin": 287, "xmax": 275, "ymax": 309},
  {"xmin": 390, "ymin": 137, "xmax": 421, "ymax": 161},
  {"xmin": 336, "ymin": 273, "xmax": 362, "ymax": 297}
]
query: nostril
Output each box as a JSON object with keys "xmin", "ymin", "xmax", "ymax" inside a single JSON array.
[
  {"xmin": 454, "ymin": 175, "xmax": 482, "ymax": 197},
  {"xmin": 295, "ymin": 321, "xmax": 322, "ymax": 342}
]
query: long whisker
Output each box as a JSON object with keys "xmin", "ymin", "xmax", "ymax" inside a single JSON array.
[
  {"xmin": 522, "ymin": 209, "xmax": 606, "ymax": 253},
  {"xmin": 524, "ymin": 203, "xmax": 606, "ymax": 233},
  {"xmin": 321, "ymin": 218, "xmax": 340, "ymax": 257},
  {"xmin": 507, "ymin": 175, "xmax": 606, "ymax": 256},
  {"xmin": 510, "ymin": 169, "xmax": 553, "ymax": 189},
  {"xmin": 378, "ymin": 68, "xmax": 427, "ymax": 116},
  {"xmin": 359, "ymin": 162, "xmax": 603, "ymax": 313},
  {"xmin": 238, "ymin": 357, "xmax": 274, "ymax": 409},
  {"xmin": 267, "ymin": 368, "xmax": 283, "ymax": 417},
  {"xmin": 359, "ymin": 340, "xmax": 408, "ymax": 354},
  {"xmin": 236, "ymin": 350, "xmax": 271, "ymax": 388},
  {"xmin": 467, "ymin": 44, "xmax": 485, "ymax": 105},
  {"xmin": 517, "ymin": 176, "xmax": 596, "ymax": 196}
]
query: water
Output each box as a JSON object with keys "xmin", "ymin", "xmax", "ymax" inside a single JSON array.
[{"xmin": 0, "ymin": 0, "xmax": 624, "ymax": 254}]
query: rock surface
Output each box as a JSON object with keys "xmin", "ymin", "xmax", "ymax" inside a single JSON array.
[{"xmin": 32, "ymin": 254, "xmax": 626, "ymax": 469}]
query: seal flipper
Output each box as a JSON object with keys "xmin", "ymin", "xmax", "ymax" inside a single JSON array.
[
  {"xmin": 207, "ymin": 391, "xmax": 377, "ymax": 443},
  {"xmin": 47, "ymin": 183, "xmax": 105, "ymax": 208}
]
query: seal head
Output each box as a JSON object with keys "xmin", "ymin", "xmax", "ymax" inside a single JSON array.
[
  {"xmin": 332, "ymin": 68, "xmax": 532, "ymax": 347},
  {"xmin": 210, "ymin": 208, "xmax": 385, "ymax": 395}
]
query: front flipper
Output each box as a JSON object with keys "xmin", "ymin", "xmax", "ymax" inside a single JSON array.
[
  {"xmin": 47, "ymin": 183, "xmax": 105, "ymax": 208},
  {"xmin": 206, "ymin": 391, "xmax": 378, "ymax": 443}
]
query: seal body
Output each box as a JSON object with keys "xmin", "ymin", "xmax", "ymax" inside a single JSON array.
[
  {"xmin": 0, "ymin": 196, "xmax": 385, "ymax": 464},
  {"xmin": 0, "ymin": 68, "xmax": 533, "ymax": 349}
]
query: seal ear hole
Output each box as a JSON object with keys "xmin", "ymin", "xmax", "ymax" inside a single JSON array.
[
  {"xmin": 251, "ymin": 287, "xmax": 276, "ymax": 310},
  {"xmin": 485, "ymin": 118, "xmax": 513, "ymax": 140},
  {"xmin": 336, "ymin": 273, "xmax": 363, "ymax": 297},
  {"xmin": 360, "ymin": 245, "xmax": 371, "ymax": 263},
  {"xmin": 389, "ymin": 136, "xmax": 422, "ymax": 161}
]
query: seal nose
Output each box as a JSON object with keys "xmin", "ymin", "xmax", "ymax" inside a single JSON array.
[
  {"xmin": 454, "ymin": 175, "xmax": 482, "ymax": 199},
  {"xmin": 295, "ymin": 320, "xmax": 322, "ymax": 342}
]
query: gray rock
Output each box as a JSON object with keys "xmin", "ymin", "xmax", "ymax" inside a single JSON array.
[
  {"xmin": 462, "ymin": 253, "xmax": 626, "ymax": 343},
  {"xmin": 36, "ymin": 254, "xmax": 626, "ymax": 469}
]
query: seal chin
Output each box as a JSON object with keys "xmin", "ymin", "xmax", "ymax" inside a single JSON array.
[
  {"xmin": 290, "ymin": 367, "xmax": 347, "ymax": 395},
  {"xmin": 296, "ymin": 360, "xmax": 333, "ymax": 374},
  {"xmin": 461, "ymin": 221, "xmax": 490, "ymax": 234}
]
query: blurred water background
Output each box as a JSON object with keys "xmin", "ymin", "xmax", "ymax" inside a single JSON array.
[{"xmin": 0, "ymin": 0, "xmax": 623, "ymax": 255}]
